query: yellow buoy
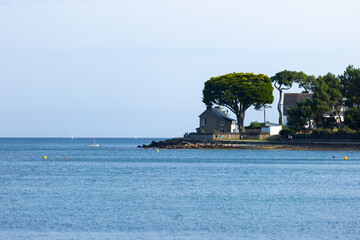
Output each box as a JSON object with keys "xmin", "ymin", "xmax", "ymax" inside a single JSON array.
[
  {"xmin": 43, "ymin": 156, "xmax": 47, "ymax": 159},
  {"xmin": 139, "ymin": 157, "xmax": 141, "ymax": 159},
  {"xmin": 59, "ymin": 157, "xmax": 61, "ymax": 159},
  {"xmin": 174, "ymin": 157, "xmax": 177, "ymax": 159},
  {"xmin": 157, "ymin": 149, "xmax": 159, "ymax": 152},
  {"xmin": 344, "ymin": 156, "xmax": 347, "ymax": 160},
  {"xmin": 24, "ymin": 157, "xmax": 26, "ymax": 159},
  {"xmin": 105, "ymin": 157, "xmax": 107, "ymax": 159},
  {"xmin": 278, "ymin": 157, "xmax": 280, "ymax": 159},
  {"xmin": 8, "ymin": 157, "xmax": 10, "ymax": 159},
  {"xmin": 80, "ymin": 156, "xmax": 82, "ymax": 158}
]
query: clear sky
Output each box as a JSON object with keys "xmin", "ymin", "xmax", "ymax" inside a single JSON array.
[{"xmin": 1, "ymin": 0, "xmax": 359, "ymax": 137}]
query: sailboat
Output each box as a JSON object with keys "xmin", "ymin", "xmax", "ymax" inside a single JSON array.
[{"xmin": 88, "ymin": 137, "xmax": 100, "ymax": 147}]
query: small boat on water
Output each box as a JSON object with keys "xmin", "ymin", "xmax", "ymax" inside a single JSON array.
[{"xmin": 88, "ymin": 137, "xmax": 100, "ymax": 147}]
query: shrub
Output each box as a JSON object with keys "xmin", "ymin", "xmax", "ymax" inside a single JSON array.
[
  {"xmin": 344, "ymin": 107, "xmax": 360, "ymax": 130},
  {"xmin": 247, "ymin": 121, "xmax": 265, "ymax": 129},
  {"xmin": 312, "ymin": 128, "xmax": 332, "ymax": 135},
  {"xmin": 279, "ymin": 129, "xmax": 295, "ymax": 136},
  {"xmin": 337, "ymin": 126, "xmax": 357, "ymax": 134},
  {"xmin": 312, "ymin": 128, "xmax": 324, "ymax": 135}
]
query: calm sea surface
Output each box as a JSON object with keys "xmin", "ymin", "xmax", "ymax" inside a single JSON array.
[{"xmin": 1, "ymin": 138, "xmax": 360, "ymax": 240}]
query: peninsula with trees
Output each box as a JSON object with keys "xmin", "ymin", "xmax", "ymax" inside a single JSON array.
[{"xmin": 141, "ymin": 65, "xmax": 360, "ymax": 150}]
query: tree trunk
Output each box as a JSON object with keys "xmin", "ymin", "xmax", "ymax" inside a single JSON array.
[
  {"xmin": 236, "ymin": 111, "xmax": 246, "ymax": 133},
  {"xmin": 331, "ymin": 111, "xmax": 340, "ymax": 128},
  {"xmin": 278, "ymin": 90, "xmax": 283, "ymax": 125},
  {"xmin": 264, "ymin": 106, "xmax": 266, "ymax": 124},
  {"xmin": 336, "ymin": 108, "xmax": 343, "ymax": 125}
]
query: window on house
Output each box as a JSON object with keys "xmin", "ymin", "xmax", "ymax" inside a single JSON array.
[
  {"xmin": 219, "ymin": 121, "xmax": 225, "ymax": 126},
  {"xmin": 219, "ymin": 128, "xmax": 225, "ymax": 133},
  {"xmin": 201, "ymin": 118, "xmax": 207, "ymax": 126}
]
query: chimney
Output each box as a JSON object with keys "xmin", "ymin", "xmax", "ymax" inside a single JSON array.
[{"xmin": 206, "ymin": 104, "xmax": 212, "ymax": 110}]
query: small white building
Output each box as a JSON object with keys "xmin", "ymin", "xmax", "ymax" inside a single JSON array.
[{"xmin": 261, "ymin": 123, "xmax": 282, "ymax": 135}]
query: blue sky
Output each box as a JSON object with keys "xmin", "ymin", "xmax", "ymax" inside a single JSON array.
[{"xmin": 1, "ymin": 0, "xmax": 359, "ymax": 137}]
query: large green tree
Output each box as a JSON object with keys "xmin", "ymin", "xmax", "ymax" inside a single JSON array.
[
  {"xmin": 287, "ymin": 100, "xmax": 314, "ymax": 131},
  {"xmin": 203, "ymin": 72, "xmax": 274, "ymax": 132},
  {"xmin": 312, "ymin": 73, "xmax": 343, "ymax": 128},
  {"xmin": 271, "ymin": 70, "xmax": 297, "ymax": 125},
  {"xmin": 339, "ymin": 65, "xmax": 360, "ymax": 130},
  {"xmin": 294, "ymin": 71, "xmax": 316, "ymax": 93}
]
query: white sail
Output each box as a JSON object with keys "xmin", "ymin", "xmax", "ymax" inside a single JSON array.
[{"xmin": 88, "ymin": 136, "xmax": 100, "ymax": 147}]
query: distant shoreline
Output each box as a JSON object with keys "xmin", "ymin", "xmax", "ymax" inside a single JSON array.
[{"xmin": 139, "ymin": 138, "xmax": 360, "ymax": 151}]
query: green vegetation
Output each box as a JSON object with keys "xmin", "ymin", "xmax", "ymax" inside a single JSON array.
[
  {"xmin": 198, "ymin": 128, "xmax": 205, "ymax": 133},
  {"xmin": 294, "ymin": 72, "xmax": 316, "ymax": 93},
  {"xmin": 271, "ymin": 70, "xmax": 296, "ymax": 125},
  {"xmin": 247, "ymin": 121, "xmax": 266, "ymax": 129},
  {"xmin": 340, "ymin": 65, "xmax": 360, "ymax": 130},
  {"xmin": 284, "ymin": 65, "xmax": 360, "ymax": 134},
  {"xmin": 344, "ymin": 107, "xmax": 360, "ymax": 130},
  {"xmin": 203, "ymin": 72, "xmax": 274, "ymax": 132},
  {"xmin": 201, "ymin": 65, "xmax": 359, "ymax": 137},
  {"xmin": 271, "ymin": 71, "xmax": 319, "ymax": 125},
  {"xmin": 287, "ymin": 100, "xmax": 313, "ymax": 131},
  {"xmin": 279, "ymin": 129, "xmax": 295, "ymax": 137}
]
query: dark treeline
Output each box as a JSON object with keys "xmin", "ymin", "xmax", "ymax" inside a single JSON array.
[{"xmin": 272, "ymin": 65, "xmax": 360, "ymax": 133}]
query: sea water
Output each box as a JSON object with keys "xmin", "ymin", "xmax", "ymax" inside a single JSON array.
[{"xmin": 1, "ymin": 138, "xmax": 360, "ymax": 240}]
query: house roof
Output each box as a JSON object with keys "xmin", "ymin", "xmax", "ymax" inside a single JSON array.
[
  {"xmin": 283, "ymin": 93, "xmax": 312, "ymax": 106},
  {"xmin": 211, "ymin": 108, "xmax": 235, "ymax": 122},
  {"xmin": 265, "ymin": 122, "xmax": 282, "ymax": 127}
]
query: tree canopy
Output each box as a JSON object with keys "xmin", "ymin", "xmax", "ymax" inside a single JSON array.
[
  {"xmin": 285, "ymin": 67, "xmax": 360, "ymax": 132},
  {"xmin": 339, "ymin": 65, "xmax": 360, "ymax": 130},
  {"xmin": 312, "ymin": 73, "xmax": 343, "ymax": 128},
  {"xmin": 271, "ymin": 70, "xmax": 297, "ymax": 125},
  {"xmin": 203, "ymin": 72, "xmax": 274, "ymax": 132},
  {"xmin": 287, "ymin": 100, "xmax": 314, "ymax": 131},
  {"xmin": 294, "ymin": 72, "xmax": 316, "ymax": 93}
]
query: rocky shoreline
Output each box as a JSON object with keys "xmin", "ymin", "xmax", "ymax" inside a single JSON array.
[{"xmin": 139, "ymin": 138, "xmax": 360, "ymax": 151}]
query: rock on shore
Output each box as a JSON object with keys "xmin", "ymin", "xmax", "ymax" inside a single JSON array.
[{"xmin": 139, "ymin": 138, "xmax": 360, "ymax": 151}]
